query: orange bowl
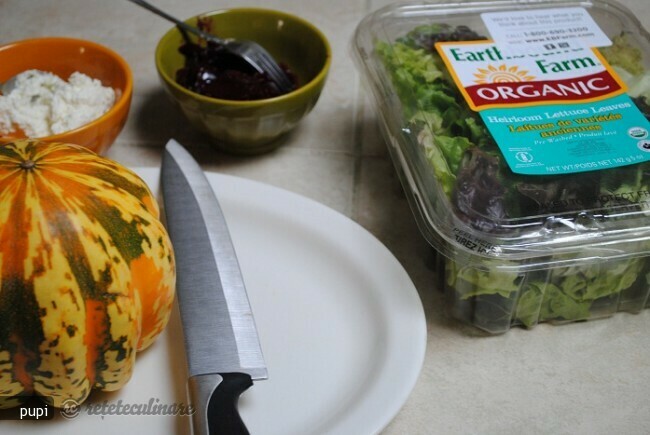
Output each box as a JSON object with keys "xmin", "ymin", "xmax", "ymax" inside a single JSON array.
[{"xmin": 0, "ymin": 37, "xmax": 132, "ymax": 154}]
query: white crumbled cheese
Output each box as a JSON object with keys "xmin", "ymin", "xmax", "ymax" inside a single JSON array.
[{"xmin": 0, "ymin": 69, "xmax": 116, "ymax": 138}]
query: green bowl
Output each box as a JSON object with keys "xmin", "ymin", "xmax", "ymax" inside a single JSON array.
[{"xmin": 155, "ymin": 8, "xmax": 331, "ymax": 154}]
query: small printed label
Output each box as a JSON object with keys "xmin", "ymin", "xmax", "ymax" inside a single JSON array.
[
  {"xmin": 628, "ymin": 126, "xmax": 649, "ymax": 139},
  {"xmin": 481, "ymin": 7, "xmax": 612, "ymax": 53},
  {"xmin": 435, "ymin": 35, "xmax": 650, "ymax": 175},
  {"xmin": 452, "ymin": 228, "xmax": 498, "ymax": 255}
]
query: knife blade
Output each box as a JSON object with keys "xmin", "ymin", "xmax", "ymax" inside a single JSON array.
[{"xmin": 161, "ymin": 139, "xmax": 267, "ymax": 435}]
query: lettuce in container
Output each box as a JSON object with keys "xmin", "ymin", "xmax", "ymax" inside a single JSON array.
[{"xmin": 354, "ymin": 1, "xmax": 650, "ymax": 333}]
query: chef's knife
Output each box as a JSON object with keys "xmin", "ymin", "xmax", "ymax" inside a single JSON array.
[{"xmin": 161, "ymin": 139, "xmax": 267, "ymax": 435}]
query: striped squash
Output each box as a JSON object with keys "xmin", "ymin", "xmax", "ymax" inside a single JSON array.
[{"xmin": 0, "ymin": 140, "xmax": 175, "ymax": 408}]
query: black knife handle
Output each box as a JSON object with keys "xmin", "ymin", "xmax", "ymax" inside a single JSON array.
[{"xmin": 206, "ymin": 373, "xmax": 253, "ymax": 435}]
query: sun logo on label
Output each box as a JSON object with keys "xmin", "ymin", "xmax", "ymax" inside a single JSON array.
[{"xmin": 473, "ymin": 65, "xmax": 536, "ymax": 83}]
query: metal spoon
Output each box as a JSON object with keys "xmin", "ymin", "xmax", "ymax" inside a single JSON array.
[{"xmin": 126, "ymin": 0, "xmax": 294, "ymax": 93}]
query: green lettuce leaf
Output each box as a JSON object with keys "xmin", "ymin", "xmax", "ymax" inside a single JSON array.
[
  {"xmin": 601, "ymin": 34, "xmax": 644, "ymax": 76},
  {"xmin": 447, "ymin": 259, "xmax": 520, "ymax": 299}
]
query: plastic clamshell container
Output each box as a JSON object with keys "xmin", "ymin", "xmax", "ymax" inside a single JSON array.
[{"xmin": 354, "ymin": 0, "xmax": 650, "ymax": 333}]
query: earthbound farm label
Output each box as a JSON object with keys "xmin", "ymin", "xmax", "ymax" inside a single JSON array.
[{"xmin": 435, "ymin": 39, "xmax": 650, "ymax": 175}]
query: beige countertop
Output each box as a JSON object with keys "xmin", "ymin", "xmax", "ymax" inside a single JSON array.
[{"xmin": 2, "ymin": 0, "xmax": 650, "ymax": 434}]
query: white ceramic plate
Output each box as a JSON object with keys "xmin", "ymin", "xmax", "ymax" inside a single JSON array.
[{"xmin": 10, "ymin": 168, "xmax": 426, "ymax": 435}]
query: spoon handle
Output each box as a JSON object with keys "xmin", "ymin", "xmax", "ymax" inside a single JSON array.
[{"xmin": 126, "ymin": 0, "xmax": 223, "ymax": 44}]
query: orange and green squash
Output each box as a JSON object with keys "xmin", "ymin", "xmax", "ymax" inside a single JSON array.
[{"xmin": 0, "ymin": 140, "xmax": 175, "ymax": 408}]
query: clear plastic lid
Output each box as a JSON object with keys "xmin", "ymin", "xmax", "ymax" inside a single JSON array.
[{"xmin": 354, "ymin": 0, "xmax": 650, "ymax": 265}]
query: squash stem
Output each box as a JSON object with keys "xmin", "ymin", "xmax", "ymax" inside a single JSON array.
[{"xmin": 19, "ymin": 160, "xmax": 36, "ymax": 170}]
